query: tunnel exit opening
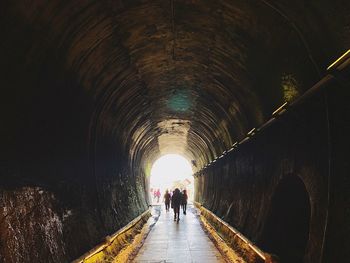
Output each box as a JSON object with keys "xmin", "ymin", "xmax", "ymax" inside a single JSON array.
[
  {"xmin": 149, "ymin": 154, "xmax": 194, "ymax": 204},
  {"xmin": 259, "ymin": 175, "xmax": 311, "ymax": 263}
]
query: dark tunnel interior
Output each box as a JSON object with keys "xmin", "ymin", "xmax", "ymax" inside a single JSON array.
[
  {"xmin": 0, "ymin": 0, "xmax": 349, "ymax": 262},
  {"xmin": 258, "ymin": 175, "xmax": 311, "ymax": 263}
]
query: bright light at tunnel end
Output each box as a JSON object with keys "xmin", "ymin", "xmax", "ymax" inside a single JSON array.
[{"xmin": 150, "ymin": 154, "xmax": 194, "ymax": 201}]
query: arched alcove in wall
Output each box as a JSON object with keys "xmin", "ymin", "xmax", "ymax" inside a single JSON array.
[{"xmin": 258, "ymin": 175, "xmax": 311, "ymax": 263}]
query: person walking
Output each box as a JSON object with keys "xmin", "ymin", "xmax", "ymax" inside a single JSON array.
[
  {"xmin": 164, "ymin": 190, "xmax": 171, "ymax": 212},
  {"xmin": 181, "ymin": 190, "xmax": 188, "ymax": 215},
  {"xmin": 153, "ymin": 189, "xmax": 157, "ymax": 202},
  {"xmin": 156, "ymin": 189, "xmax": 161, "ymax": 203},
  {"xmin": 171, "ymin": 188, "xmax": 182, "ymax": 222}
]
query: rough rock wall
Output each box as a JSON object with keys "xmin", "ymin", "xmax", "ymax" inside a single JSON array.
[
  {"xmin": 195, "ymin": 76, "xmax": 349, "ymax": 262},
  {"xmin": 0, "ymin": 188, "xmax": 65, "ymax": 262}
]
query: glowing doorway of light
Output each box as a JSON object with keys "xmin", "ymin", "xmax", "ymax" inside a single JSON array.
[{"xmin": 150, "ymin": 154, "xmax": 194, "ymax": 203}]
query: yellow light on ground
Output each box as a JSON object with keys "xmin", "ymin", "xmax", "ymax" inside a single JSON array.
[{"xmin": 150, "ymin": 154, "xmax": 194, "ymax": 201}]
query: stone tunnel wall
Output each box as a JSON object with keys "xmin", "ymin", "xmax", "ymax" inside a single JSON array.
[
  {"xmin": 0, "ymin": 74, "xmax": 149, "ymax": 263},
  {"xmin": 0, "ymin": 18, "xmax": 149, "ymax": 263},
  {"xmin": 194, "ymin": 75, "xmax": 349, "ymax": 263},
  {"xmin": 0, "ymin": 1, "xmax": 153, "ymax": 262},
  {"xmin": 1, "ymin": 0, "xmax": 349, "ymax": 262},
  {"xmin": 0, "ymin": 72, "xmax": 149, "ymax": 263}
]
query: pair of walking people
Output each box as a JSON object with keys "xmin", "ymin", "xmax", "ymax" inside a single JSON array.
[{"xmin": 164, "ymin": 188, "xmax": 188, "ymax": 222}]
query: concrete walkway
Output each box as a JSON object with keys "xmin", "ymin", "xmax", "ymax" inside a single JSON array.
[{"xmin": 133, "ymin": 205, "xmax": 226, "ymax": 263}]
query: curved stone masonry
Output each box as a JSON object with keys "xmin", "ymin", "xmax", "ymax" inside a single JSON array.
[{"xmin": 0, "ymin": 0, "xmax": 349, "ymax": 262}]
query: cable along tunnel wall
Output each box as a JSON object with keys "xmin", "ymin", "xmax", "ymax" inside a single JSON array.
[{"xmin": 194, "ymin": 70, "xmax": 349, "ymax": 263}]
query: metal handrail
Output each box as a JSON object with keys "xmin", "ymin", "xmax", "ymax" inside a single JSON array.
[{"xmin": 193, "ymin": 49, "xmax": 350, "ymax": 178}]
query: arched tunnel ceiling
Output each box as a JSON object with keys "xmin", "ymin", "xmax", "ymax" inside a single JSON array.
[{"xmin": 2, "ymin": 0, "xmax": 349, "ymax": 173}]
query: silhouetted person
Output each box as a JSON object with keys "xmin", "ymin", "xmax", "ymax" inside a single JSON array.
[
  {"xmin": 172, "ymin": 188, "xmax": 182, "ymax": 222},
  {"xmin": 171, "ymin": 190, "xmax": 174, "ymax": 209},
  {"xmin": 164, "ymin": 190, "xmax": 171, "ymax": 211},
  {"xmin": 181, "ymin": 190, "xmax": 188, "ymax": 215}
]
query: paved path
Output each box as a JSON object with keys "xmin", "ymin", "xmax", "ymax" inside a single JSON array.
[{"xmin": 133, "ymin": 205, "xmax": 226, "ymax": 263}]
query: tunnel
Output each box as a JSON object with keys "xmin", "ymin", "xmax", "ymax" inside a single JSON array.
[
  {"xmin": 0, "ymin": 1, "xmax": 349, "ymax": 262},
  {"xmin": 258, "ymin": 175, "xmax": 311, "ymax": 263}
]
